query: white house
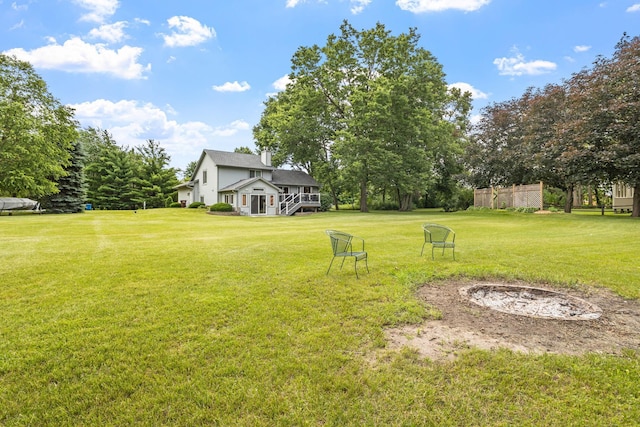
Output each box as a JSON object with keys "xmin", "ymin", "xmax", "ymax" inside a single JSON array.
[{"xmin": 175, "ymin": 149, "xmax": 321, "ymax": 216}]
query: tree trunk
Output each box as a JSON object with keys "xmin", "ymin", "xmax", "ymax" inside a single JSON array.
[
  {"xmin": 359, "ymin": 180, "xmax": 368, "ymax": 212},
  {"xmin": 564, "ymin": 184, "xmax": 574, "ymax": 214},
  {"xmin": 399, "ymin": 193, "xmax": 412, "ymax": 211},
  {"xmin": 332, "ymin": 191, "xmax": 339, "ymax": 210},
  {"xmin": 632, "ymin": 184, "xmax": 640, "ymax": 218}
]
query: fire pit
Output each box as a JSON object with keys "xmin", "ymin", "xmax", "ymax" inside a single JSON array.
[{"xmin": 459, "ymin": 284, "xmax": 602, "ymax": 320}]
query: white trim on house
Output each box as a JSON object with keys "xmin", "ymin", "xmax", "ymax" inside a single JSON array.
[{"xmin": 175, "ymin": 149, "xmax": 321, "ymax": 215}]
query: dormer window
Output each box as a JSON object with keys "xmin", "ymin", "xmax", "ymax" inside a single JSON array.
[{"xmin": 249, "ymin": 170, "xmax": 262, "ymax": 178}]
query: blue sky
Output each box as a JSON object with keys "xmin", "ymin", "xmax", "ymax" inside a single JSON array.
[{"xmin": 2, "ymin": 0, "xmax": 638, "ymax": 172}]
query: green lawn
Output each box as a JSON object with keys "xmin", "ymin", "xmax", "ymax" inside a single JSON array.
[{"xmin": 1, "ymin": 208, "xmax": 639, "ymax": 425}]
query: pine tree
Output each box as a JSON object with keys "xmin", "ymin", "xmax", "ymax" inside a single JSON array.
[{"xmin": 40, "ymin": 141, "xmax": 87, "ymax": 213}]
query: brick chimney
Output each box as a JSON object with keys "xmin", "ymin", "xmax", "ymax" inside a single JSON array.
[{"xmin": 260, "ymin": 149, "xmax": 272, "ymax": 167}]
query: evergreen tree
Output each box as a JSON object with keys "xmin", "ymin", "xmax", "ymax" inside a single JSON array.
[
  {"xmin": 40, "ymin": 140, "xmax": 87, "ymax": 213},
  {"xmin": 134, "ymin": 139, "xmax": 179, "ymax": 208}
]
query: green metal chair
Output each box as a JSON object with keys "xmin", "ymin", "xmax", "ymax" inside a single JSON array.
[
  {"xmin": 421, "ymin": 223, "xmax": 456, "ymax": 260},
  {"xmin": 325, "ymin": 230, "xmax": 369, "ymax": 278}
]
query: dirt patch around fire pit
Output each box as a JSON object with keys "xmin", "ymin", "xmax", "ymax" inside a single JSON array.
[{"xmin": 384, "ymin": 279, "xmax": 640, "ymax": 361}]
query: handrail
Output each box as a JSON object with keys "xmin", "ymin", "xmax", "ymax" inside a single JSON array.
[{"xmin": 279, "ymin": 193, "xmax": 320, "ymax": 215}]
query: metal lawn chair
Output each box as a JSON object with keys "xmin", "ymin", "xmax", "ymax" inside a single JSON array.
[
  {"xmin": 421, "ymin": 223, "xmax": 456, "ymax": 260},
  {"xmin": 325, "ymin": 230, "xmax": 369, "ymax": 278}
]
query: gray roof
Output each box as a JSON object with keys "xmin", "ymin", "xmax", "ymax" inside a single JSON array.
[
  {"xmin": 219, "ymin": 177, "xmax": 280, "ymax": 192},
  {"xmin": 205, "ymin": 149, "xmax": 273, "ymax": 170},
  {"xmin": 271, "ymin": 169, "xmax": 319, "ymax": 187}
]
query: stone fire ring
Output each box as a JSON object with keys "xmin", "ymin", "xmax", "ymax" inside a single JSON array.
[{"xmin": 459, "ymin": 284, "xmax": 602, "ymax": 320}]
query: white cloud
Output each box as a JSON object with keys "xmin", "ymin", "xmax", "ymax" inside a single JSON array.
[
  {"xmin": 88, "ymin": 21, "xmax": 128, "ymax": 43},
  {"xmin": 396, "ymin": 0, "xmax": 490, "ymax": 13},
  {"xmin": 212, "ymin": 81, "xmax": 251, "ymax": 92},
  {"xmin": 72, "ymin": 0, "xmax": 119, "ymax": 23},
  {"xmin": 212, "ymin": 120, "xmax": 250, "ymax": 137},
  {"xmin": 12, "ymin": 2, "xmax": 29, "ymax": 11},
  {"xmin": 351, "ymin": 0, "xmax": 372, "ymax": 14},
  {"xmin": 627, "ymin": 3, "xmax": 640, "ymax": 12},
  {"xmin": 285, "ymin": 0, "xmax": 369, "ymax": 13},
  {"xmin": 4, "ymin": 37, "xmax": 150, "ymax": 79},
  {"xmin": 573, "ymin": 45, "xmax": 591, "ymax": 53},
  {"xmin": 448, "ymin": 82, "xmax": 488, "ymax": 100},
  {"xmin": 10, "ymin": 19, "xmax": 25, "ymax": 30},
  {"xmin": 493, "ymin": 49, "xmax": 556, "ymax": 76},
  {"xmin": 70, "ymin": 99, "xmax": 251, "ymax": 167},
  {"xmin": 272, "ymin": 75, "xmax": 291, "ymax": 91},
  {"xmin": 161, "ymin": 16, "xmax": 215, "ymax": 48}
]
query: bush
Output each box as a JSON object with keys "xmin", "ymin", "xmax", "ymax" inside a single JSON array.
[
  {"xmin": 188, "ymin": 202, "xmax": 206, "ymax": 209},
  {"xmin": 370, "ymin": 200, "xmax": 400, "ymax": 211},
  {"xmin": 319, "ymin": 193, "xmax": 333, "ymax": 212},
  {"xmin": 515, "ymin": 207, "xmax": 538, "ymax": 213},
  {"xmin": 209, "ymin": 203, "xmax": 233, "ymax": 212},
  {"xmin": 544, "ymin": 187, "xmax": 565, "ymax": 209},
  {"xmin": 169, "ymin": 202, "xmax": 182, "ymax": 208}
]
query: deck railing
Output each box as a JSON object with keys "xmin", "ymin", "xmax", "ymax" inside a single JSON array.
[{"xmin": 279, "ymin": 193, "xmax": 321, "ymax": 215}]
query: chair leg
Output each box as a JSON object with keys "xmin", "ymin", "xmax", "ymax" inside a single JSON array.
[
  {"xmin": 326, "ymin": 257, "xmax": 335, "ymax": 275},
  {"xmin": 354, "ymin": 259, "xmax": 359, "ymax": 279},
  {"xmin": 339, "ymin": 257, "xmax": 347, "ymax": 270},
  {"xmin": 421, "ymin": 242, "xmax": 426, "ymax": 256},
  {"xmin": 431, "ymin": 246, "xmax": 435, "ymax": 260}
]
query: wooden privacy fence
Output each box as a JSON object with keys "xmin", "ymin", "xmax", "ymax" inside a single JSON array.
[{"xmin": 474, "ymin": 182, "xmax": 544, "ymax": 210}]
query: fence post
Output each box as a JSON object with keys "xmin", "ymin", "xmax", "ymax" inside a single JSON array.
[{"xmin": 539, "ymin": 181, "xmax": 544, "ymax": 210}]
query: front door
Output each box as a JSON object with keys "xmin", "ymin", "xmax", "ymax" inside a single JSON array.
[{"xmin": 251, "ymin": 195, "xmax": 266, "ymax": 215}]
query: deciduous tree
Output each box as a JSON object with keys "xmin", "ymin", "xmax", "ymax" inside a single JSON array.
[
  {"xmin": 255, "ymin": 21, "xmax": 470, "ymax": 212},
  {"xmin": 0, "ymin": 54, "xmax": 78, "ymax": 197}
]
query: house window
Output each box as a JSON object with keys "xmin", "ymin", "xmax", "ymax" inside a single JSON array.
[
  {"xmin": 224, "ymin": 194, "xmax": 234, "ymax": 204},
  {"xmin": 202, "ymin": 170, "xmax": 208, "ymax": 184},
  {"xmin": 250, "ymin": 170, "xmax": 262, "ymax": 178},
  {"xmin": 281, "ymin": 186, "xmax": 289, "ymax": 194},
  {"xmin": 303, "ymin": 186, "xmax": 312, "ymax": 194},
  {"xmin": 200, "ymin": 196, "xmax": 204, "ymax": 203},
  {"xmin": 269, "ymin": 194, "xmax": 275, "ymax": 206},
  {"xmin": 242, "ymin": 194, "xmax": 247, "ymax": 206}
]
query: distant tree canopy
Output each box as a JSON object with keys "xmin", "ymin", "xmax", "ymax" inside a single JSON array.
[
  {"xmin": 0, "ymin": 54, "xmax": 78, "ymax": 198},
  {"xmin": 234, "ymin": 146, "xmax": 255, "ymax": 155},
  {"xmin": 254, "ymin": 21, "xmax": 471, "ymax": 212},
  {"xmin": 466, "ymin": 34, "xmax": 640, "ymax": 216},
  {"xmin": 82, "ymin": 128, "xmax": 179, "ymax": 210}
]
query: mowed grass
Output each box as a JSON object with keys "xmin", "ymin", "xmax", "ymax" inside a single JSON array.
[{"xmin": 1, "ymin": 208, "xmax": 639, "ymax": 425}]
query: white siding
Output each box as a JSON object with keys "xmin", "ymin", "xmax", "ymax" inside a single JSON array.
[{"xmin": 194, "ymin": 155, "xmax": 217, "ymax": 205}]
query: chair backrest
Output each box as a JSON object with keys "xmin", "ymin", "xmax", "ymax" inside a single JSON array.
[
  {"xmin": 326, "ymin": 230, "xmax": 352, "ymax": 255},
  {"xmin": 423, "ymin": 223, "xmax": 452, "ymax": 243}
]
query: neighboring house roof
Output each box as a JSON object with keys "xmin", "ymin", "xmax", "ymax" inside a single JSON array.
[
  {"xmin": 204, "ymin": 149, "xmax": 273, "ymax": 170},
  {"xmin": 219, "ymin": 177, "xmax": 281, "ymax": 192},
  {"xmin": 173, "ymin": 181, "xmax": 194, "ymax": 190},
  {"xmin": 271, "ymin": 169, "xmax": 319, "ymax": 187}
]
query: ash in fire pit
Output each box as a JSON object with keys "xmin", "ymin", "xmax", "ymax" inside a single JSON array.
[{"xmin": 459, "ymin": 284, "xmax": 602, "ymax": 320}]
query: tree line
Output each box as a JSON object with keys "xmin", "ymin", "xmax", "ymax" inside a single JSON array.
[
  {"xmin": 0, "ymin": 54, "xmax": 179, "ymax": 213},
  {"xmin": 465, "ymin": 34, "xmax": 640, "ymax": 216},
  {"xmin": 3, "ymin": 26, "xmax": 639, "ymax": 215}
]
